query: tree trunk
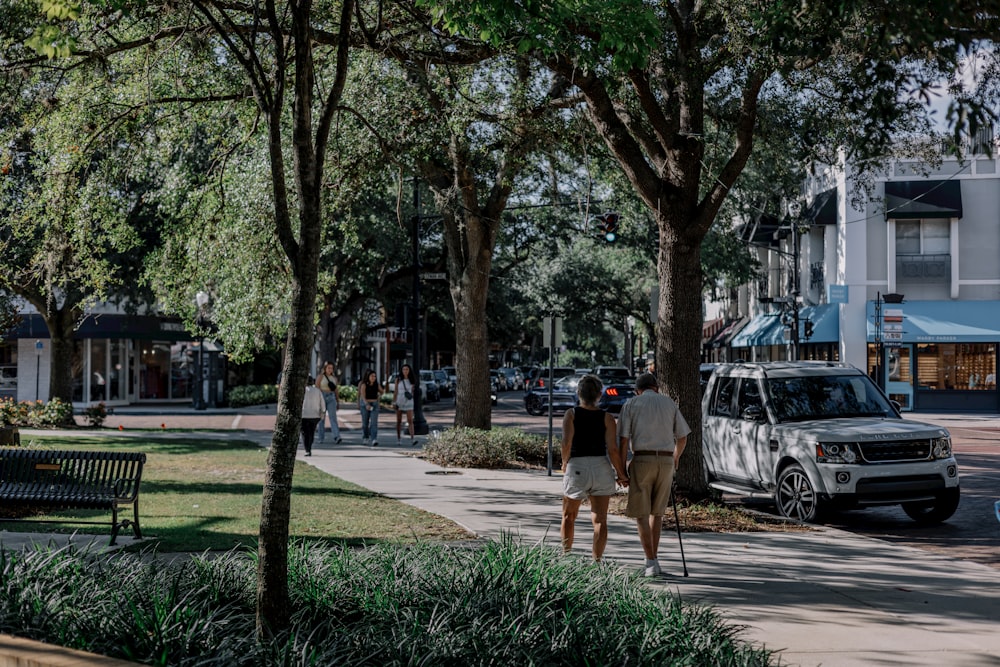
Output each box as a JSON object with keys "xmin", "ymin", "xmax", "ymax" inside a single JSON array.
[
  {"xmin": 40, "ymin": 304, "xmax": 80, "ymax": 424},
  {"xmin": 655, "ymin": 220, "xmax": 708, "ymax": 496},
  {"xmin": 451, "ymin": 263, "xmax": 492, "ymax": 429},
  {"xmin": 257, "ymin": 276, "xmax": 315, "ymax": 638}
]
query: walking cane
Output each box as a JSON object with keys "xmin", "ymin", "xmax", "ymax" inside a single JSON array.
[{"xmin": 670, "ymin": 483, "xmax": 689, "ymax": 577}]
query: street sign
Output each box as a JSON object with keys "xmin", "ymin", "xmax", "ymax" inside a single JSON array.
[
  {"xmin": 884, "ymin": 332, "xmax": 903, "ymax": 341},
  {"xmin": 421, "ymin": 272, "xmax": 446, "ymax": 280}
]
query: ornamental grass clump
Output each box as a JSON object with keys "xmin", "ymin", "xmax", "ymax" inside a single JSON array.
[
  {"xmin": 0, "ymin": 539, "xmax": 774, "ymax": 666},
  {"xmin": 422, "ymin": 426, "xmax": 558, "ymax": 469}
]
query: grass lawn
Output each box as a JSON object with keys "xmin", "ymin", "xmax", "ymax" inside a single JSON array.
[{"xmin": 2, "ymin": 435, "xmax": 473, "ymax": 551}]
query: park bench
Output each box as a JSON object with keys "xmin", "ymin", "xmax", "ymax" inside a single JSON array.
[{"xmin": 0, "ymin": 448, "xmax": 146, "ymax": 546}]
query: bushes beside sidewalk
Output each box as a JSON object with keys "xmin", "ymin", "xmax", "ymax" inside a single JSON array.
[
  {"xmin": 0, "ymin": 539, "xmax": 774, "ymax": 666},
  {"xmin": 422, "ymin": 426, "xmax": 558, "ymax": 469}
]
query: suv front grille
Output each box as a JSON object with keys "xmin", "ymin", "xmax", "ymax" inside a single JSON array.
[{"xmin": 858, "ymin": 440, "xmax": 931, "ymax": 463}]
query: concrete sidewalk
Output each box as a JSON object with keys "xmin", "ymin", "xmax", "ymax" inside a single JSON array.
[
  {"xmin": 286, "ymin": 436, "xmax": 1000, "ymax": 667},
  {"xmin": 4, "ymin": 411, "xmax": 1000, "ymax": 666}
]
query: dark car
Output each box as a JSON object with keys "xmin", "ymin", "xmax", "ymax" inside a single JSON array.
[
  {"xmin": 524, "ymin": 374, "xmax": 582, "ymax": 416},
  {"xmin": 433, "ymin": 369, "xmax": 455, "ymax": 397},
  {"xmin": 598, "ymin": 379, "xmax": 636, "ymax": 414},
  {"xmin": 525, "ymin": 366, "xmax": 576, "ymax": 393}
]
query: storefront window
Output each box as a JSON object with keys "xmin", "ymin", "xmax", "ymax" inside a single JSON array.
[
  {"xmin": 916, "ymin": 343, "xmax": 996, "ymax": 390},
  {"xmin": 170, "ymin": 342, "xmax": 194, "ymax": 400},
  {"xmin": 140, "ymin": 343, "xmax": 170, "ymax": 400},
  {"xmin": 109, "ymin": 339, "xmax": 127, "ymax": 401},
  {"xmin": 0, "ymin": 342, "xmax": 16, "ymax": 399},
  {"xmin": 89, "ymin": 339, "xmax": 107, "ymax": 402}
]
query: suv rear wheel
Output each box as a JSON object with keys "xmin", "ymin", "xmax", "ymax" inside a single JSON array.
[
  {"xmin": 902, "ymin": 487, "xmax": 960, "ymax": 525},
  {"xmin": 776, "ymin": 464, "xmax": 823, "ymax": 522}
]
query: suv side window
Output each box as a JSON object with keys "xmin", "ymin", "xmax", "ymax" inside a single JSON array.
[
  {"xmin": 735, "ymin": 378, "xmax": 764, "ymax": 417},
  {"xmin": 710, "ymin": 375, "xmax": 737, "ymax": 417}
]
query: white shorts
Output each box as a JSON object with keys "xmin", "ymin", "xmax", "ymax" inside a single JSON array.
[{"xmin": 563, "ymin": 456, "xmax": 617, "ymax": 500}]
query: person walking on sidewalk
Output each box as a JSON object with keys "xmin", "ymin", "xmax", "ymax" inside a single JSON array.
[
  {"xmin": 616, "ymin": 372, "xmax": 690, "ymax": 577},
  {"xmin": 316, "ymin": 361, "xmax": 342, "ymax": 444},
  {"xmin": 358, "ymin": 369, "xmax": 383, "ymax": 447},
  {"xmin": 300, "ymin": 376, "xmax": 326, "ymax": 457},
  {"xmin": 393, "ymin": 364, "xmax": 418, "ymax": 446},
  {"xmin": 560, "ymin": 374, "xmax": 626, "ymax": 562}
]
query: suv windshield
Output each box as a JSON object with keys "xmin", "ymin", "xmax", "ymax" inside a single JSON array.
[{"xmin": 765, "ymin": 374, "xmax": 895, "ymax": 422}]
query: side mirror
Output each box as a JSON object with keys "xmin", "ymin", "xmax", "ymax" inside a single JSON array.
[{"xmin": 741, "ymin": 405, "xmax": 764, "ymax": 422}]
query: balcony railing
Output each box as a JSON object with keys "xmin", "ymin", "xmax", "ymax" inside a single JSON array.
[{"xmin": 897, "ymin": 254, "xmax": 951, "ymax": 281}]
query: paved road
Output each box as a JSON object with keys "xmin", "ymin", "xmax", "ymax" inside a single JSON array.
[{"xmin": 487, "ymin": 390, "xmax": 1000, "ymax": 570}]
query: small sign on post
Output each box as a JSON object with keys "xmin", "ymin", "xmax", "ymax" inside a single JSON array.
[{"xmin": 421, "ymin": 272, "xmax": 446, "ymax": 280}]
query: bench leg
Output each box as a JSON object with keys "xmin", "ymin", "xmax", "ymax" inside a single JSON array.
[
  {"xmin": 131, "ymin": 500, "xmax": 142, "ymax": 539},
  {"xmin": 109, "ymin": 505, "xmax": 121, "ymax": 547}
]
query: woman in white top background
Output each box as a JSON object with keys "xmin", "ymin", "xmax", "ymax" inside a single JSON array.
[{"xmin": 393, "ymin": 364, "xmax": 418, "ymax": 446}]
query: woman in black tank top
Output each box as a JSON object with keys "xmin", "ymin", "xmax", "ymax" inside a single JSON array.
[{"xmin": 559, "ymin": 375, "xmax": 628, "ymax": 561}]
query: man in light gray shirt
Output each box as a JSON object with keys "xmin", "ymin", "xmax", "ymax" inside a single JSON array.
[{"xmin": 617, "ymin": 372, "xmax": 690, "ymax": 577}]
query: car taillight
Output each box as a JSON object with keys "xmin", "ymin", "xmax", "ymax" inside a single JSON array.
[
  {"xmin": 606, "ymin": 388, "xmax": 619, "ymax": 396},
  {"xmin": 538, "ymin": 379, "xmax": 545, "ymax": 388}
]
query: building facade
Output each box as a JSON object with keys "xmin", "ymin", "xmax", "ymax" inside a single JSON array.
[
  {"xmin": 711, "ymin": 139, "xmax": 1000, "ymax": 412},
  {"xmin": 1, "ymin": 304, "xmax": 223, "ymax": 409}
]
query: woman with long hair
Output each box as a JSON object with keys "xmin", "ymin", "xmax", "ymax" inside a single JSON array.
[{"xmin": 393, "ymin": 364, "xmax": 418, "ymax": 446}]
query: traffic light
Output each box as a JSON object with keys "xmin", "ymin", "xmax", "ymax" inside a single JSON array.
[{"xmin": 598, "ymin": 212, "xmax": 620, "ymax": 243}]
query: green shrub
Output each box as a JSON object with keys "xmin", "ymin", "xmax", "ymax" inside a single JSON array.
[
  {"xmin": 82, "ymin": 402, "xmax": 107, "ymax": 427},
  {"xmin": 423, "ymin": 426, "xmax": 557, "ymax": 469},
  {"xmin": 0, "ymin": 540, "xmax": 774, "ymax": 666},
  {"xmin": 226, "ymin": 384, "xmax": 279, "ymax": 408},
  {"xmin": 338, "ymin": 385, "xmax": 358, "ymax": 403}
]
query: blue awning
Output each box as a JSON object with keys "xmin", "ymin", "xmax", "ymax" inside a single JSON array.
[
  {"xmin": 800, "ymin": 304, "xmax": 839, "ymax": 342},
  {"xmin": 867, "ymin": 300, "xmax": 1000, "ymax": 343},
  {"xmin": 731, "ymin": 304, "xmax": 840, "ymax": 348}
]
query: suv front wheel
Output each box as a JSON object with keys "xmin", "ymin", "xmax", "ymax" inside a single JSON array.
[
  {"xmin": 775, "ymin": 464, "xmax": 823, "ymax": 522},
  {"xmin": 902, "ymin": 487, "xmax": 960, "ymax": 525}
]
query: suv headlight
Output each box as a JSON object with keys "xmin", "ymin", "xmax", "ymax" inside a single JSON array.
[
  {"xmin": 816, "ymin": 442, "xmax": 858, "ymax": 464},
  {"xmin": 931, "ymin": 437, "xmax": 952, "ymax": 459}
]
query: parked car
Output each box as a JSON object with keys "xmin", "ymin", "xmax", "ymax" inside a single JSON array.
[
  {"xmin": 489, "ymin": 369, "xmax": 507, "ymax": 392},
  {"xmin": 418, "ymin": 370, "xmax": 441, "ymax": 402},
  {"xmin": 593, "ymin": 365, "xmax": 632, "ymax": 384},
  {"xmin": 524, "ymin": 374, "xmax": 583, "ymax": 416},
  {"xmin": 433, "ymin": 369, "xmax": 455, "ymax": 397},
  {"xmin": 441, "ymin": 366, "xmax": 457, "ymax": 390},
  {"xmin": 524, "ymin": 366, "xmax": 576, "ymax": 392},
  {"xmin": 699, "ymin": 363, "xmax": 718, "ymax": 395},
  {"xmin": 701, "ymin": 361, "xmax": 960, "ymax": 524},
  {"xmin": 598, "ymin": 379, "xmax": 635, "ymax": 414},
  {"xmin": 499, "ymin": 367, "xmax": 524, "ymax": 391}
]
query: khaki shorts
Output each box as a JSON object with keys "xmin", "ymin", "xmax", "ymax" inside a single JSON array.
[
  {"xmin": 625, "ymin": 455, "xmax": 675, "ymax": 517},
  {"xmin": 562, "ymin": 456, "xmax": 617, "ymax": 500}
]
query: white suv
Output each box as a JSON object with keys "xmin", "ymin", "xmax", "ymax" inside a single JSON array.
[{"xmin": 701, "ymin": 361, "xmax": 960, "ymax": 524}]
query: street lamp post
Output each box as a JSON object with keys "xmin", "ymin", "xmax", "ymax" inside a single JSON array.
[{"xmin": 193, "ymin": 290, "xmax": 209, "ymax": 410}]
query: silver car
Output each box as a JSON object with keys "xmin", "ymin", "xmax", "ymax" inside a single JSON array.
[{"xmin": 701, "ymin": 361, "xmax": 960, "ymax": 524}]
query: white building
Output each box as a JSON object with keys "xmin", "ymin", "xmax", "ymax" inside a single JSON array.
[{"xmin": 718, "ymin": 137, "xmax": 1000, "ymax": 412}]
